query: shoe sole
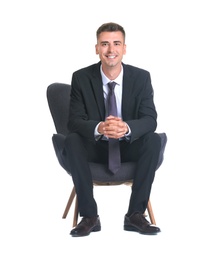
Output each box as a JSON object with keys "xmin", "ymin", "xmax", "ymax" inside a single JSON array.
[
  {"xmin": 71, "ymin": 225, "xmax": 101, "ymax": 237},
  {"xmin": 92, "ymin": 225, "xmax": 101, "ymax": 232},
  {"xmin": 124, "ymin": 225, "xmax": 159, "ymax": 235}
]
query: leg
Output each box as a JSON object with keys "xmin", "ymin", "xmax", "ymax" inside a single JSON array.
[
  {"xmin": 64, "ymin": 133, "xmax": 98, "ymax": 217},
  {"xmin": 123, "ymin": 133, "xmax": 161, "ymax": 234},
  {"xmin": 122, "ymin": 132, "xmax": 161, "ymax": 216}
]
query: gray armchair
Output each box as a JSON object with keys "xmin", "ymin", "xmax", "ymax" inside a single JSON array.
[{"xmin": 47, "ymin": 83, "xmax": 167, "ymax": 227}]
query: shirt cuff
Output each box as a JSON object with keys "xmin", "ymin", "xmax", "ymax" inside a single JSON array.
[{"xmin": 94, "ymin": 122, "xmax": 102, "ymax": 141}]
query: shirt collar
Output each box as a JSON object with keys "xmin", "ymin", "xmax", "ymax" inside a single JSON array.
[{"xmin": 100, "ymin": 64, "xmax": 123, "ymax": 86}]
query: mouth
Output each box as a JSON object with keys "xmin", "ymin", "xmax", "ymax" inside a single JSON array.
[{"xmin": 106, "ymin": 55, "xmax": 116, "ymax": 59}]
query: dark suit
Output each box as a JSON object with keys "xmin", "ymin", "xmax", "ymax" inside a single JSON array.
[{"xmin": 64, "ymin": 61, "xmax": 161, "ymax": 217}]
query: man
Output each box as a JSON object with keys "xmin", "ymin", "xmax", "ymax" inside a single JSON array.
[{"xmin": 64, "ymin": 22, "xmax": 161, "ymax": 237}]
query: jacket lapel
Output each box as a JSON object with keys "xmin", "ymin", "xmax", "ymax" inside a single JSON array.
[
  {"xmin": 90, "ymin": 63, "xmax": 105, "ymax": 120},
  {"xmin": 121, "ymin": 64, "xmax": 133, "ymax": 120}
]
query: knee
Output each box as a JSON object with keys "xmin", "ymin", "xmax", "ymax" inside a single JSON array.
[
  {"xmin": 142, "ymin": 132, "xmax": 161, "ymax": 152},
  {"xmin": 64, "ymin": 133, "xmax": 82, "ymax": 150}
]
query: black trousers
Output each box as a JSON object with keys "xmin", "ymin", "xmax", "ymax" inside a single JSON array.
[{"xmin": 64, "ymin": 132, "xmax": 161, "ymax": 217}]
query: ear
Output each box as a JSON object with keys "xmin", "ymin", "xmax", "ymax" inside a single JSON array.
[
  {"xmin": 95, "ymin": 44, "xmax": 99, "ymax": 54},
  {"xmin": 123, "ymin": 44, "xmax": 127, "ymax": 55}
]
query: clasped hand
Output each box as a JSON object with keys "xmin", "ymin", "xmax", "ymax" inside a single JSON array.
[{"xmin": 98, "ymin": 115, "xmax": 128, "ymax": 139}]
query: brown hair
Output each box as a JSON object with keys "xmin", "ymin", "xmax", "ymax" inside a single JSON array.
[{"xmin": 96, "ymin": 22, "xmax": 126, "ymax": 41}]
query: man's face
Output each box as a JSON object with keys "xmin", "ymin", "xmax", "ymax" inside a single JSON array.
[{"xmin": 95, "ymin": 31, "xmax": 126, "ymax": 69}]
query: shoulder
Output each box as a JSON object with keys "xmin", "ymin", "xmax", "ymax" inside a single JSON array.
[
  {"xmin": 73, "ymin": 62, "xmax": 101, "ymax": 77},
  {"xmin": 122, "ymin": 63, "xmax": 150, "ymax": 78}
]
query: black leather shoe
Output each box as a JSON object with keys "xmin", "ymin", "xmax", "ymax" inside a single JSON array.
[
  {"xmin": 124, "ymin": 212, "xmax": 161, "ymax": 235},
  {"xmin": 70, "ymin": 216, "xmax": 101, "ymax": 237}
]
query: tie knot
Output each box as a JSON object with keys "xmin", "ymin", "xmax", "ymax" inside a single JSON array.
[{"xmin": 108, "ymin": 81, "xmax": 116, "ymax": 92}]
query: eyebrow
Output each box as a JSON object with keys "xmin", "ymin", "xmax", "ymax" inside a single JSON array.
[{"xmin": 100, "ymin": 40, "xmax": 122, "ymax": 44}]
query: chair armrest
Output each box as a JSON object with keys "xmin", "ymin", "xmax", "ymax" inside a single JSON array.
[{"xmin": 156, "ymin": 133, "xmax": 167, "ymax": 170}]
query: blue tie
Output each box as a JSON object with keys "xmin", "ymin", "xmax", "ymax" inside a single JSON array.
[{"xmin": 107, "ymin": 82, "xmax": 121, "ymax": 174}]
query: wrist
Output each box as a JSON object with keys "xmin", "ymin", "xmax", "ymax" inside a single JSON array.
[{"xmin": 97, "ymin": 121, "xmax": 104, "ymax": 135}]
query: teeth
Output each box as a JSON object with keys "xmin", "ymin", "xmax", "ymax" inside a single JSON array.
[{"xmin": 108, "ymin": 55, "xmax": 115, "ymax": 59}]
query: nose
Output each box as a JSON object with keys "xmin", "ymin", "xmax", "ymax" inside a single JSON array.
[{"xmin": 108, "ymin": 44, "xmax": 114, "ymax": 52}]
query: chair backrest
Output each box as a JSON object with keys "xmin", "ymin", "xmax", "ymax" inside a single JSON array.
[{"xmin": 47, "ymin": 83, "xmax": 71, "ymax": 136}]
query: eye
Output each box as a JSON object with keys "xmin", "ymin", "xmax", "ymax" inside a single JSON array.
[
  {"xmin": 101, "ymin": 42, "xmax": 109, "ymax": 47},
  {"xmin": 114, "ymin": 42, "xmax": 121, "ymax": 46}
]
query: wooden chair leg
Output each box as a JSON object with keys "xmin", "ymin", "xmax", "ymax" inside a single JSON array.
[
  {"xmin": 147, "ymin": 199, "xmax": 156, "ymax": 225},
  {"xmin": 62, "ymin": 187, "xmax": 76, "ymax": 219}
]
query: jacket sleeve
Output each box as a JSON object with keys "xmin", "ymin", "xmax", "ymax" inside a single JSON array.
[
  {"xmin": 67, "ymin": 69, "xmax": 103, "ymax": 141},
  {"xmin": 123, "ymin": 69, "xmax": 157, "ymax": 143}
]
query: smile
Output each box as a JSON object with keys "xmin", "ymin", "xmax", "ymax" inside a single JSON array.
[{"xmin": 107, "ymin": 55, "xmax": 116, "ymax": 59}]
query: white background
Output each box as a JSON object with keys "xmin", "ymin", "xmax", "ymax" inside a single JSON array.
[{"xmin": 1, "ymin": 0, "xmax": 219, "ymax": 259}]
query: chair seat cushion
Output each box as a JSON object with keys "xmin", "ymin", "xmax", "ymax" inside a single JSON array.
[
  {"xmin": 52, "ymin": 132, "xmax": 167, "ymax": 183},
  {"xmin": 89, "ymin": 162, "xmax": 136, "ymax": 183}
]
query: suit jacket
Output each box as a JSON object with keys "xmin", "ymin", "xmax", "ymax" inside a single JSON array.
[{"xmin": 67, "ymin": 61, "xmax": 157, "ymax": 143}]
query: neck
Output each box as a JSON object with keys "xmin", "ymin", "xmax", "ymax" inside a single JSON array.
[{"xmin": 102, "ymin": 63, "xmax": 122, "ymax": 80}]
